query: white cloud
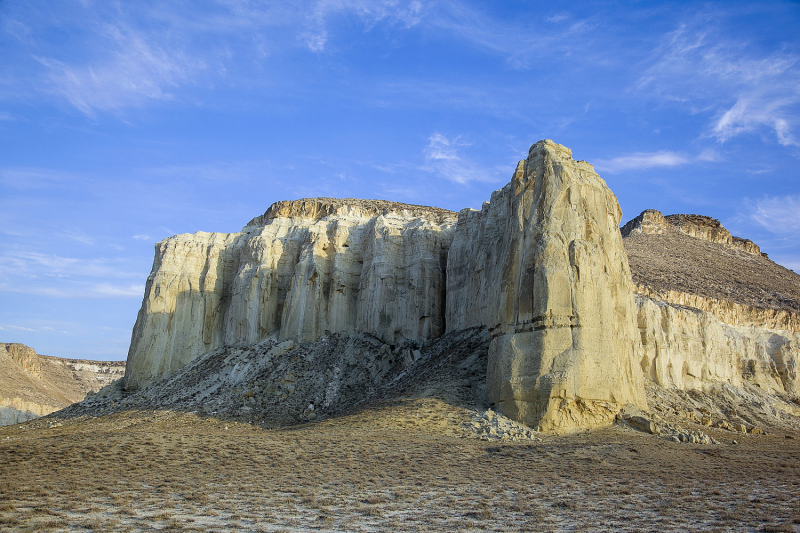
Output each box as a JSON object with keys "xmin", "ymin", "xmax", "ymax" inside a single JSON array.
[
  {"xmin": 6, "ymin": 325, "xmax": 36, "ymax": 332},
  {"xmin": 745, "ymin": 195, "xmax": 800, "ymax": 235},
  {"xmin": 595, "ymin": 146, "xmax": 731, "ymax": 173},
  {"xmin": 0, "ymin": 167, "xmax": 76, "ymax": 189},
  {"xmin": 92, "ymin": 283, "xmax": 145, "ymax": 298},
  {"xmin": 422, "ymin": 133, "xmax": 501, "ymax": 184},
  {"xmin": 0, "ymin": 282, "xmax": 145, "ymax": 299},
  {"xmin": 695, "ymin": 148, "xmax": 722, "ymax": 162},
  {"xmin": 4, "ymin": 0, "xmax": 594, "ymax": 117},
  {"xmin": 425, "ymin": 133, "xmax": 467, "ymax": 162},
  {"xmin": 34, "ymin": 20, "xmax": 203, "ymax": 116},
  {"xmin": 302, "ymin": 0, "xmax": 424, "ymax": 51},
  {"xmin": 132, "ymin": 234, "xmax": 151, "ymax": 241},
  {"xmin": 594, "ymin": 151, "xmax": 690, "ymax": 173},
  {"xmin": 638, "ymin": 19, "xmax": 800, "ymax": 148},
  {"xmin": 424, "ymin": 2, "xmax": 592, "ymax": 70},
  {"xmin": 547, "ymin": 13, "xmax": 570, "ymax": 23},
  {"xmin": 60, "ymin": 231, "xmax": 95, "ymax": 246},
  {"xmin": 0, "ymin": 252, "xmax": 140, "ymax": 280}
]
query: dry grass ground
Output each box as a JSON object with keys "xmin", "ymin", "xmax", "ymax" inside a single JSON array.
[{"xmin": 1, "ymin": 399, "xmax": 799, "ymax": 533}]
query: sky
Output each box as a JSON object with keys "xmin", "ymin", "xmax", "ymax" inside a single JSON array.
[{"xmin": 1, "ymin": 0, "xmax": 799, "ymax": 361}]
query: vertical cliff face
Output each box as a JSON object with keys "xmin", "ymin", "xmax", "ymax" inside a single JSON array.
[
  {"xmin": 446, "ymin": 140, "xmax": 647, "ymax": 432},
  {"xmin": 3, "ymin": 343, "xmax": 42, "ymax": 379},
  {"xmin": 121, "ymin": 139, "xmax": 800, "ymax": 434},
  {"xmin": 124, "ymin": 200, "xmax": 457, "ymax": 390},
  {"xmin": 636, "ymin": 296, "xmax": 799, "ymax": 396}
]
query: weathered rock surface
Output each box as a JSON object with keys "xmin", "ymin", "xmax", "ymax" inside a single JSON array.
[
  {"xmin": 622, "ymin": 209, "xmax": 800, "ymax": 398},
  {"xmin": 622, "ymin": 209, "xmax": 761, "ymax": 255},
  {"xmin": 124, "ymin": 200, "xmax": 457, "ymax": 390},
  {"xmin": 3, "ymin": 343, "xmax": 42, "ymax": 378},
  {"xmin": 636, "ymin": 295, "xmax": 799, "ymax": 395},
  {"xmin": 67, "ymin": 328, "xmax": 493, "ymax": 431},
  {"xmin": 0, "ymin": 343, "xmax": 124, "ymax": 426},
  {"xmin": 446, "ymin": 140, "xmax": 647, "ymax": 432},
  {"xmin": 114, "ymin": 138, "xmax": 800, "ymax": 436}
]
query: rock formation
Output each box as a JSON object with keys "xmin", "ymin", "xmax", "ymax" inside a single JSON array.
[
  {"xmin": 623, "ymin": 209, "xmax": 800, "ymax": 397},
  {"xmin": 0, "ymin": 343, "xmax": 125, "ymax": 426},
  {"xmin": 124, "ymin": 199, "xmax": 457, "ymax": 390},
  {"xmin": 622, "ymin": 209, "xmax": 761, "ymax": 255},
  {"xmin": 446, "ymin": 140, "xmax": 646, "ymax": 431},
  {"xmin": 115, "ymin": 139, "xmax": 800, "ymax": 435}
]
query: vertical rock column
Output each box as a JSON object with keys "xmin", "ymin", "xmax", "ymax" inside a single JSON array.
[{"xmin": 448, "ymin": 140, "xmax": 647, "ymax": 433}]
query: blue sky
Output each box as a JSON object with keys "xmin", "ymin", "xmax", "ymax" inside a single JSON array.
[{"xmin": 1, "ymin": 1, "xmax": 799, "ymax": 360}]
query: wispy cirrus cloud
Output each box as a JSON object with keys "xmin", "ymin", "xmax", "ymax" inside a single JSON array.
[
  {"xmin": 1, "ymin": 324, "xmax": 36, "ymax": 332},
  {"xmin": 422, "ymin": 133, "xmax": 503, "ymax": 184},
  {"xmin": 594, "ymin": 151, "xmax": 690, "ymax": 173},
  {"xmin": 0, "ymin": 167, "xmax": 77, "ymax": 189},
  {"xmin": 732, "ymin": 194, "xmax": 800, "ymax": 272},
  {"xmin": 35, "ymin": 22, "xmax": 202, "ymax": 116},
  {"xmin": 0, "ymin": 252, "xmax": 140, "ymax": 280},
  {"xmin": 2, "ymin": 0, "xmax": 598, "ymax": 118},
  {"xmin": 424, "ymin": 3, "xmax": 593, "ymax": 70},
  {"xmin": 302, "ymin": 0, "xmax": 424, "ymax": 51},
  {"xmin": 637, "ymin": 16, "xmax": 800, "ymax": 147},
  {"xmin": 0, "ymin": 324, "xmax": 71, "ymax": 334},
  {"xmin": 595, "ymin": 145, "xmax": 726, "ymax": 173},
  {"xmin": 744, "ymin": 195, "xmax": 800, "ymax": 234},
  {"xmin": 0, "ymin": 282, "xmax": 144, "ymax": 299}
]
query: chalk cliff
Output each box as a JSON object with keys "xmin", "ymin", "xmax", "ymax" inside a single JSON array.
[
  {"xmin": 446, "ymin": 140, "xmax": 646, "ymax": 431},
  {"xmin": 623, "ymin": 209, "xmax": 800, "ymax": 398},
  {"xmin": 119, "ymin": 140, "xmax": 800, "ymax": 434},
  {"xmin": 124, "ymin": 199, "xmax": 457, "ymax": 390}
]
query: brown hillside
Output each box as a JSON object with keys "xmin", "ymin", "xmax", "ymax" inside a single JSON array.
[{"xmin": 622, "ymin": 211, "xmax": 800, "ymax": 313}]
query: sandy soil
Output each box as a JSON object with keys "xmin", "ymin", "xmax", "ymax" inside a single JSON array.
[{"xmin": 2, "ymin": 400, "xmax": 799, "ymax": 533}]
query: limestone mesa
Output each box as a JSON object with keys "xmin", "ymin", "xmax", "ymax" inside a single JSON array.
[{"xmin": 116, "ymin": 139, "xmax": 799, "ymax": 434}]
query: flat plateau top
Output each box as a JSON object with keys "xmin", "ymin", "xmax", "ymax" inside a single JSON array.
[
  {"xmin": 624, "ymin": 227, "xmax": 800, "ymax": 313},
  {"xmin": 247, "ymin": 197, "xmax": 458, "ymax": 226}
]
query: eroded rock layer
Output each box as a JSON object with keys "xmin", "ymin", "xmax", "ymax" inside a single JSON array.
[
  {"xmin": 622, "ymin": 210, "xmax": 800, "ymax": 398},
  {"xmin": 124, "ymin": 201, "xmax": 457, "ymax": 390},
  {"xmin": 120, "ymin": 139, "xmax": 800, "ymax": 434},
  {"xmin": 636, "ymin": 296, "xmax": 799, "ymax": 396},
  {"xmin": 447, "ymin": 140, "xmax": 647, "ymax": 431}
]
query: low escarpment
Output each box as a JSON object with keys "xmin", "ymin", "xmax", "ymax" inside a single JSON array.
[
  {"xmin": 0, "ymin": 343, "xmax": 125, "ymax": 426},
  {"xmin": 622, "ymin": 210, "xmax": 800, "ymax": 398}
]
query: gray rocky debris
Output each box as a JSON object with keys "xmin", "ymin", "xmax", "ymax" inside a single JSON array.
[{"xmin": 466, "ymin": 409, "xmax": 540, "ymax": 442}]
